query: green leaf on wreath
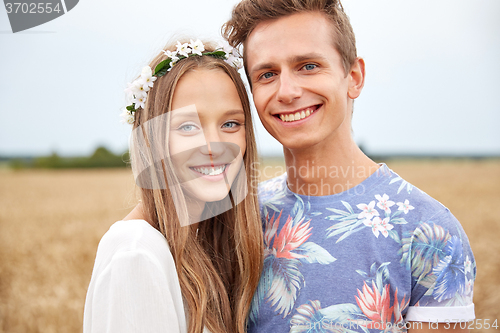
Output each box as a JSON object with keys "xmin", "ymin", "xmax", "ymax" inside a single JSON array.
[{"xmin": 154, "ymin": 59, "xmax": 171, "ymax": 77}]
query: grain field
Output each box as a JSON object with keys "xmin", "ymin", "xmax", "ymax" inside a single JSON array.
[{"xmin": 0, "ymin": 159, "xmax": 498, "ymax": 332}]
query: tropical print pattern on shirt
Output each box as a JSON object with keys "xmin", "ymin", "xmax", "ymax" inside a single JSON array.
[{"xmin": 249, "ymin": 164, "xmax": 475, "ymax": 333}]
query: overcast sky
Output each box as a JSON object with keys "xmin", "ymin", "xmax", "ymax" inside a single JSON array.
[{"xmin": 1, "ymin": 0, "xmax": 499, "ymax": 157}]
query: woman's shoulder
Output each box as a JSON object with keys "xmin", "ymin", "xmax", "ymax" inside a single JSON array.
[
  {"xmin": 85, "ymin": 220, "xmax": 186, "ymax": 333},
  {"xmin": 94, "ymin": 219, "xmax": 173, "ymax": 272},
  {"xmin": 100, "ymin": 219, "xmax": 167, "ymax": 251}
]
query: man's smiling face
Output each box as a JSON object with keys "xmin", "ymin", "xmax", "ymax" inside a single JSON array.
[{"xmin": 246, "ymin": 11, "xmax": 363, "ymax": 151}]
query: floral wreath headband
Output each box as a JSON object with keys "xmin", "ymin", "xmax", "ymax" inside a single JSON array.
[{"xmin": 120, "ymin": 40, "xmax": 243, "ymax": 125}]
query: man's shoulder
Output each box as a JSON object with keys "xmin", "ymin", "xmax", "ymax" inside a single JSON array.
[
  {"xmin": 301, "ymin": 163, "xmax": 456, "ymax": 226},
  {"xmin": 372, "ymin": 165, "xmax": 456, "ymax": 225},
  {"xmin": 255, "ymin": 165, "xmax": 458, "ymax": 226}
]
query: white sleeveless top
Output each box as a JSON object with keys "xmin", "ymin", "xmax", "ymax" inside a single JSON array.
[{"xmin": 84, "ymin": 219, "xmax": 210, "ymax": 333}]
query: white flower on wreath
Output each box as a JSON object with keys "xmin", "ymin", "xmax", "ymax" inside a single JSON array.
[
  {"xmin": 167, "ymin": 60, "xmax": 176, "ymax": 72},
  {"xmin": 176, "ymin": 41, "xmax": 191, "ymax": 57},
  {"xmin": 163, "ymin": 49, "xmax": 179, "ymax": 62},
  {"xmin": 396, "ymin": 199, "xmax": 414, "ymax": 214},
  {"xmin": 231, "ymin": 47, "xmax": 240, "ymax": 57},
  {"xmin": 226, "ymin": 54, "xmax": 237, "ymax": 65},
  {"xmin": 120, "ymin": 109, "xmax": 134, "ymax": 125},
  {"xmin": 226, "ymin": 56, "xmax": 243, "ymax": 70},
  {"xmin": 140, "ymin": 66, "xmax": 156, "ymax": 91},
  {"xmin": 189, "ymin": 39, "xmax": 205, "ymax": 56},
  {"xmin": 141, "ymin": 66, "xmax": 152, "ymax": 78},
  {"xmin": 124, "ymin": 82, "xmax": 136, "ymax": 104},
  {"xmin": 234, "ymin": 58, "xmax": 243, "ymax": 69},
  {"xmin": 132, "ymin": 80, "xmax": 148, "ymax": 96},
  {"xmin": 132, "ymin": 94, "xmax": 146, "ymax": 109},
  {"xmin": 356, "ymin": 201, "xmax": 380, "ymax": 220},
  {"xmin": 375, "ymin": 194, "xmax": 395, "ymax": 213},
  {"xmin": 217, "ymin": 40, "xmax": 233, "ymax": 56}
]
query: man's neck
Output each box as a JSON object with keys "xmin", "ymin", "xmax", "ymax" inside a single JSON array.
[{"xmin": 283, "ymin": 135, "xmax": 379, "ymax": 196}]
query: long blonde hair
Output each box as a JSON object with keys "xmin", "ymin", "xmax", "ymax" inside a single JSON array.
[{"xmin": 129, "ymin": 40, "xmax": 263, "ymax": 333}]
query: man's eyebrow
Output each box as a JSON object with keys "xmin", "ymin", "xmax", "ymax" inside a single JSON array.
[
  {"xmin": 249, "ymin": 62, "xmax": 276, "ymax": 77},
  {"xmin": 290, "ymin": 53, "xmax": 327, "ymax": 63},
  {"xmin": 249, "ymin": 52, "xmax": 328, "ymax": 77}
]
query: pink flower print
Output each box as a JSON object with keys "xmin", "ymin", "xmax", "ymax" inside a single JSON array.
[
  {"xmin": 264, "ymin": 211, "xmax": 281, "ymax": 249},
  {"xmin": 392, "ymin": 288, "xmax": 410, "ymax": 328},
  {"xmin": 396, "ymin": 199, "xmax": 414, "ymax": 214},
  {"xmin": 355, "ymin": 281, "xmax": 393, "ymax": 329},
  {"xmin": 289, "ymin": 300, "xmax": 323, "ymax": 331},
  {"xmin": 355, "ymin": 282, "xmax": 410, "ymax": 331},
  {"xmin": 375, "ymin": 194, "xmax": 395, "ymax": 213},
  {"xmin": 465, "ymin": 276, "xmax": 473, "ymax": 295},
  {"xmin": 271, "ymin": 216, "xmax": 312, "ymax": 259},
  {"xmin": 357, "ymin": 201, "xmax": 380, "ymax": 220},
  {"xmin": 363, "ymin": 217, "xmax": 382, "ymax": 238},
  {"xmin": 377, "ymin": 217, "xmax": 393, "ymax": 238},
  {"xmin": 364, "ymin": 217, "xmax": 393, "ymax": 238},
  {"xmin": 464, "ymin": 255, "xmax": 472, "ymax": 274}
]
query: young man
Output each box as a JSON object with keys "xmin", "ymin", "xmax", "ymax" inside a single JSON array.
[{"xmin": 223, "ymin": 0, "xmax": 475, "ymax": 332}]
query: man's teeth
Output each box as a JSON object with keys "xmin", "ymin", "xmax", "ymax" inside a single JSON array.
[
  {"xmin": 279, "ymin": 107, "xmax": 315, "ymax": 122},
  {"xmin": 192, "ymin": 165, "xmax": 226, "ymax": 176}
]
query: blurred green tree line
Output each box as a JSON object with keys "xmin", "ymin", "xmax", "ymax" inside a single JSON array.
[{"xmin": 8, "ymin": 147, "xmax": 129, "ymax": 169}]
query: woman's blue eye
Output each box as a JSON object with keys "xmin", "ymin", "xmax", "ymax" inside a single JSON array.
[
  {"xmin": 179, "ymin": 124, "xmax": 197, "ymax": 132},
  {"xmin": 304, "ymin": 64, "xmax": 317, "ymax": 71},
  {"xmin": 222, "ymin": 121, "xmax": 240, "ymax": 129}
]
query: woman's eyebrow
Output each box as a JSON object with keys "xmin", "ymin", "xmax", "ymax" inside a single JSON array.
[
  {"xmin": 224, "ymin": 109, "xmax": 244, "ymax": 116},
  {"xmin": 170, "ymin": 110, "xmax": 199, "ymax": 121}
]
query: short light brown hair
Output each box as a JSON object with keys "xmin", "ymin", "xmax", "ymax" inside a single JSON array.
[{"xmin": 222, "ymin": 0, "xmax": 357, "ymax": 75}]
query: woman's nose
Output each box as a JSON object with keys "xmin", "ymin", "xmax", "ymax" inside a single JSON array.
[{"xmin": 199, "ymin": 130, "xmax": 224, "ymax": 157}]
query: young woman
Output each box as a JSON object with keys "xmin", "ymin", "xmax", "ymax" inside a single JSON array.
[{"xmin": 83, "ymin": 39, "xmax": 263, "ymax": 333}]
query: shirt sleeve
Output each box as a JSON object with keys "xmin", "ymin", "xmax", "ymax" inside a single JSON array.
[
  {"xmin": 84, "ymin": 249, "xmax": 186, "ymax": 333},
  {"xmin": 405, "ymin": 209, "xmax": 476, "ymax": 322}
]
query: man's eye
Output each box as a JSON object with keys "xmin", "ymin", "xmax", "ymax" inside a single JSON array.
[
  {"xmin": 303, "ymin": 64, "xmax": 317, "ymax": 71},
  {"xmin": 262, "ymin": 72, "xmax": 274, "ymax": 79}
]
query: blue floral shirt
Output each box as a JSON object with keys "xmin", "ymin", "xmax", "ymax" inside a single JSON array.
[{"xmin": 249, "ymin": 164, "xmax": 475, "ymax": 333}]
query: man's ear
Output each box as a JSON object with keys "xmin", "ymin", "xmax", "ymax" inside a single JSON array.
[{"xmin": 347, "ymin": 57, "xmax": 365, "ymax": 99}]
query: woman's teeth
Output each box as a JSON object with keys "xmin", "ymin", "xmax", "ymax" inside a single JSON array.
[
  {"xmin": 279, "ymin": 107, "xmax": 315, "ymax": 122},
  {"xmin": 191, "ymin": 165, "xmax": 226, "ymax": 176}
]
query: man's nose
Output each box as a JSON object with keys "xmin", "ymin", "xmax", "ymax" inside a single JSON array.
[{"xmin": 276, "ymin": 71, "xmax": 301, "ymax": 104}]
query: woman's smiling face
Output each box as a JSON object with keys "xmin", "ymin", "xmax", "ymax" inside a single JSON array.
[{"xmin": 169, "ymin": 68, "xmax": 246, "ymax": 205}]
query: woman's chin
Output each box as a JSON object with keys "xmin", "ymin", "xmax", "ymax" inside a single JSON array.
[{"xmin": 184, "ymin": 182, "xmax": 233, "ymax": 204}]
